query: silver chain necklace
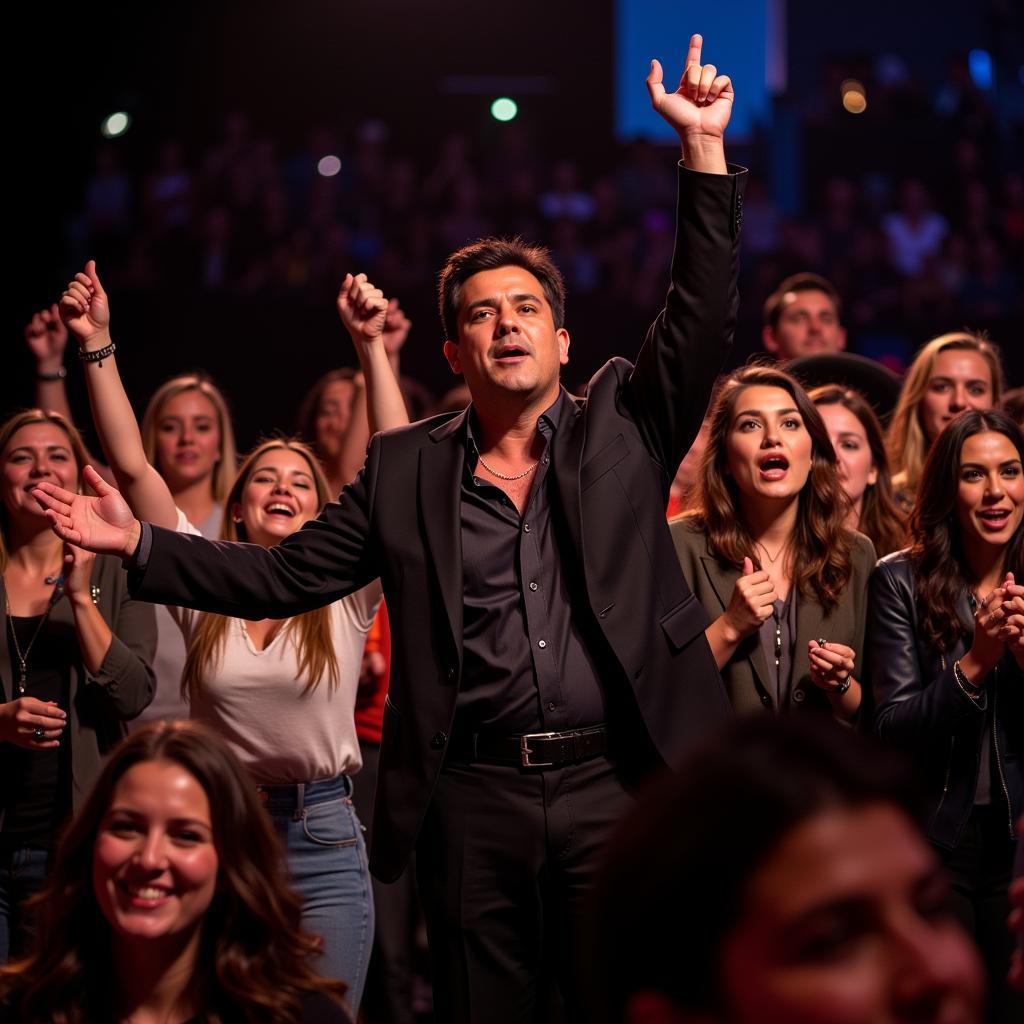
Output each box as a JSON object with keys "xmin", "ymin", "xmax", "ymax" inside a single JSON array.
[
  {"xmin": 5, "ymin": 574, "xmax": 65, "ymax": 695},
  {"xmin": 476, "ymin": 453, "xmax": 538, "ymax": 481}
]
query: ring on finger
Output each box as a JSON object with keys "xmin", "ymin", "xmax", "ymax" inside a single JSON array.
[{"xmin": 32, "ymin": 727, "xmax": 45, "ymax": 740}]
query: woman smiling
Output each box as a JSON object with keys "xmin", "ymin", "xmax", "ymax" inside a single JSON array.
[{"xmin": 868, "ymin": 409, "xmax": 1023, "ymax": 1020}]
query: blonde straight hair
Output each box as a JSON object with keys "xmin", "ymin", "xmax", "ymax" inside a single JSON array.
[
  {"xmin": 180, "ymin": 439, "xmax": 340, "ymax": 700},
  {"xmin": 887, "ymin": 332, "xmax": 1003, "ymax": 497},
  {"xmin": 0, "ymin": 410, "xmax": 90, "ymax": 573},
  {"xmin": 141, "ymin": 375, "xmax": 238, "ymax": 502}
]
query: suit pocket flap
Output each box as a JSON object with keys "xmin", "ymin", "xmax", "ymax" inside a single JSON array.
[
  {"xmin": 581, "ymin": 434, "xmax": 629, "ymax": 491},
  {"xmin": 660, "ymin": 593, "xmax": 710, "ymax": 652}
]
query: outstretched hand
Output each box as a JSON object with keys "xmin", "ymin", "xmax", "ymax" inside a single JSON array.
[
  {"xmin": 60, "ymin": 260, "xmax": 110, "ymax": 345},
  {"xmin": 337, "ymin": 273, "xmax": 389, "ymax": 346},
  {"xmin": 32, "ymin": 465, "xmax": 140, "ymax": 559},
  {"xmin": 24, "ymin": 304, "xmax": 69, "ymax": 368},
  {"xmin": 647, "ymin": 34, "xmax": 734, "ymax": 140}
]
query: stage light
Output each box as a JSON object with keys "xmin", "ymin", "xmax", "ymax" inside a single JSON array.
[
  {"xmin": 317, "ymin": 155, "xmax": 342, "ymax": 177},
  {"xmin": 968, "ymin": 49, "xmax": 993, "ymax": 90},
  {"xmin": 101, "ymin": 112, "xmax": 131, "ymax": 138},
  {"xmin": 490, "ymin": 97, "xmax": 518, "ymax": 122},
  {"xmin": 840, "ymin": 79, "xmax": 867, "ymax": 115}
]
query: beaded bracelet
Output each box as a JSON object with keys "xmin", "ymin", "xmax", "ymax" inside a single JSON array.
[{"xmin": 78, "ymin": 341, "xmax": 116, "ymax": 366}]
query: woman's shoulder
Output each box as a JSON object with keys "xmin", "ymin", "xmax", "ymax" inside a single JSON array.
[{"xmin": 668, "ymin": 512, "xmax": 707, "ymax": 542}]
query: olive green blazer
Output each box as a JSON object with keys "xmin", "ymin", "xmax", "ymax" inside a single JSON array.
[{"xmin": 669, "ymin": 516, "xmax": 876, "ymax": 717}]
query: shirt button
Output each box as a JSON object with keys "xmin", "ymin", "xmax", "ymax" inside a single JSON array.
[
  {"xmin": 547, "ymin": 702, "xmax": 557, "ymax": 712},
  {"xmin": 523, "ymin": 523, "xmax": 531, "ymax": 533},
  {"xmin": 430, "ymin": 731, "xmax": 447, "ymax": 749},
  {"xmin": 529, "ymin": 581, "xmax": 538, "ymax": 591},
  {"xmin": 538, "ymin": 639, "xmax": 547, "ymax": 649},
  {"xmin": 793, "ymin": 688, "xmax": 807, "ymax": 704}
]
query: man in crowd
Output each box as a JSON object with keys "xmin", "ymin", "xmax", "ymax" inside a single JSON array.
[
  {"xmin": 36, "ymin": 33, "xmax": 744, "ymax": 1023},
  {"xmin": 762, "ymin": 271, "xmax": 846, "ymax": 361}
]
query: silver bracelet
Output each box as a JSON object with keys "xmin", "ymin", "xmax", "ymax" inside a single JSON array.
[{"xmin": 953, "ymin": 659, "xmax": 983, "ymax": 700}]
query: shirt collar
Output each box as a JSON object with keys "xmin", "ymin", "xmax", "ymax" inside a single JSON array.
[{"xmin": 465, "ymin": 390, "xmax": 567, "ymax": 457}]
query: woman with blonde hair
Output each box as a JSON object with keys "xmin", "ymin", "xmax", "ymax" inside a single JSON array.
[
  {"xmin": 53, "ymin": 262, "xmax": 408, "ymax": 1002},
  {"xmin": 0, "ymin": 407, "xmax": 155, "ymax": 959},
  {"xmin": 887, "ymin": 331, "xmax": 1002, "ymax": 510}
]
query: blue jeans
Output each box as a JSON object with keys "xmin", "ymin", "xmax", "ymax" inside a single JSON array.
[
  {"xmin": 260, "ymin": 775, "xmax": 374, "ymax": 1006},
  {"xmin": 0, "ymin": 845, "xmax": 50, "ymax": 962}
]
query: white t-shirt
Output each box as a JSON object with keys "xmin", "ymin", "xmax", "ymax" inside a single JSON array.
[{"xmin": 170, "ymin": 511, "xmax": 382, "ymax": 784}]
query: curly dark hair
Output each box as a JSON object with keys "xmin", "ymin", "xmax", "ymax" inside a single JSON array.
[
  {"xmin": 910, "ymin": 409, "xmax": 1024, "ymax": 653},
  {"xmin": 0, "ymin": 721, "xmax": 347, "ymax": 1024},
  {"xmin": 688, "ymin": 364, "xmax": 854, "ymax": 610}
]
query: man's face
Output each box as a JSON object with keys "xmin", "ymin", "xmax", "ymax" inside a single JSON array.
[
  {"xmin": 443, "ymin": 266, "xmax": 570, "ymax": 408},
  {"xmin": 763, "ymin": 289, "xmax": 846, "ymax": 361}
]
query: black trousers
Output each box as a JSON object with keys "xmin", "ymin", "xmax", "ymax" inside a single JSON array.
[
  {"xmin": 941, "ymin": 805, "xmax": 1023, "ymax": 1024},
  {"xmin": 415, "ymin": 754, "xmax": 635, "ymax": 1024}
]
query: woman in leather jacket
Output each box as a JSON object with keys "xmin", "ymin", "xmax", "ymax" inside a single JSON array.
[{"xmin": 869, "ymin": 409, "xmax": 1023, "ymax": 1022}]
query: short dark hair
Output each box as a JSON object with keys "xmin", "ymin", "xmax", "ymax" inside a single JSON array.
[
  {"xmin": 437, "ymin": 237, "xmax": 566, "ymax": 342},
  {"xmin": 586, "ymin": 716, "xmax": 923, "ymax": 1022},
  {"xmin": 763, "ymin": 272, "xmax": 842, "ymax": 330}
]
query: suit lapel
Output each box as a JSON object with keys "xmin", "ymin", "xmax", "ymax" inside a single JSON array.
[
  {"xmin": 699, "ymin": 553, "xmax": 774, "ymax": 697},
  {"xmin": 420, "ymin": 412, "xmax": 468, "ymax": 653},
  {"xmin": 551, "ymin": 393, "xmax": 585, "ymax": 555}
]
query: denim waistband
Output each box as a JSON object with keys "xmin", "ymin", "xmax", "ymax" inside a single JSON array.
[{"xmin": 256, "ymin": 773, "xmax": 352, "ymax": 814}]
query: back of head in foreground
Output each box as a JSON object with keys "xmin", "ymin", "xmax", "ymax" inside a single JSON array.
[
  {"xmin": 0, "ymin": 720, "xmax": 349, "ymax": 1024},
  {"xmin": 586, "ymin": 715, "xmax": 985, "ymax": 1024}
]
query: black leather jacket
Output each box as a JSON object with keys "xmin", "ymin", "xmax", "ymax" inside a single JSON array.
[{"xmin": 867, "ymin": 552, "xmax": 1022, "ymax": 850}]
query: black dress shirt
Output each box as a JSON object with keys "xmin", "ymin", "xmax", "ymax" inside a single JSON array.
[{"xmin": 455, "ymin": 392, "xmax": 608, "ymax": 735}]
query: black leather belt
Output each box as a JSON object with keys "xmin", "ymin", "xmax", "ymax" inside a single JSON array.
[{"xmin": 451, "ymin": 725, "xmax": 609, "ymax": 768}]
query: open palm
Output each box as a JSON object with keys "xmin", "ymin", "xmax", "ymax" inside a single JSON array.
[{"xmin": 32, "ymin": 466, "xmax": 138, "ymax": 557}]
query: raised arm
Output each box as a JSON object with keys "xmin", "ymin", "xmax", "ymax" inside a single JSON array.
[
  {"xmin": 59, "ymin": 261, "xmax": 178, "ymax": 529},
  {"xmin": 627, "ymin": 34, "xmax": 744, "ymax": 482},
  {"xmin": 25, "ymin": 304, "xmax": 74, "ymax": 420},
  {"xmin": 336, "ymin": 277, "xmax": 411, "ymax": 486}
]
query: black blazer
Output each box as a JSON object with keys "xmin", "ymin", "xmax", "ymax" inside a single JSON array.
[{"xmin": 130, "ymin": 164, "xmax": 746, "ymax": 881}]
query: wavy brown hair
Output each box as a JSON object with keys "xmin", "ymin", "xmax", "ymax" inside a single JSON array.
[
  {"xmin": 181, "ymin": 438, "xmax": 340, "ymax": 700},
  {"xmin": 141, "ymin": 373, "xmax": 238, "ymax": 502},
  {"xmin": 0, "ymin": 721, "xmax": 347, "ymax": 1023},
  {"xmin": 887, "ymin": 331, "xmax": 1003, "ymax": 499},
  {"xmin": 809, "ymin": 385, "xmax": 907, "ymax": 557},
  {"xmin": 910, "ymin": 409, "xmax": 1024, "ymax": 654},
  {"xmin": 0, "ymin": 409, "xmax": 91, "ymax": 572},
  {"xmin": 687, "ymin": 365, "xmax": 854, "ymax": 610}
]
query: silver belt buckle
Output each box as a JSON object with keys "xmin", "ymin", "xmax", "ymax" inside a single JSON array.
[{"xmin": 520, "ymin": 731, "xmax": 559, "ymax": 767}]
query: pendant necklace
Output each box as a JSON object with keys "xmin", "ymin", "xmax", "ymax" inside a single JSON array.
[{"xmin": 4, "ymin": 574, "xmax": 64, "ymax": 695}]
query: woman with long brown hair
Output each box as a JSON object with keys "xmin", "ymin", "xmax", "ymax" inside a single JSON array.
[
  {"xmin": 671, "ymin": 365, "xmax": 876, "ymax": 721},
  {"xmin": 0, "ymin": 408, "xmax": 155, "ymax": 960},
  {"xmin": 0, "ymin": 720, "xmax": 352, "ymax": 1023},
  {"xmin": 887, "ymin": 331, "xmax": 1003, "ymax": 510},
  {"xmin": 55, "ymin": 263, "xmax": 408, "ymax": 1002},
  {"xmin": 809, "ymin": 384, "xmax": 906, "ymax": 556},
  {"xmin": 868, "ymin": 409, "xmax": 1023, "ymax": 1021}
]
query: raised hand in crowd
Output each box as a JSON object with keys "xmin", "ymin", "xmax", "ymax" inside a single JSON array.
[
  {"xmin": 964, "ymin": 571, "xmax": 1017, "ymax": 683},
  {"xmin": 646, "ymin": 33, "xmax": 731, "ymax": 171},
  {"xmin": 59, "ymin": 261, "xmax": 179, "ymax": 530},
  {"xmin": 24, "ymin": 303, "xmax": 75, "ymax": 424},
  {"xmin": 331, "ymin": 274, "xmax": 410, "ymax": 489}
]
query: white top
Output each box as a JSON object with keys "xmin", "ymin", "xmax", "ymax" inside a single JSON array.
[
  {"xmin": 170, "ymin": 511, "xmax": 381, "ymax": 784},
  {"xmin": 134, "ymin": 505, "xmax": 224, "ymax": 727}
]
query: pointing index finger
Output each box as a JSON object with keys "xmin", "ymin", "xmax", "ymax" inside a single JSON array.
[{"xmin": 685, "ymin": 33, "xmax": 702, "ymax": 70}]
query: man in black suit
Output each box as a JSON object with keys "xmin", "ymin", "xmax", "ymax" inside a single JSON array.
[{"xmin": 37, "ymin": 33, "xmax": 744, "ymax": 1023}]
